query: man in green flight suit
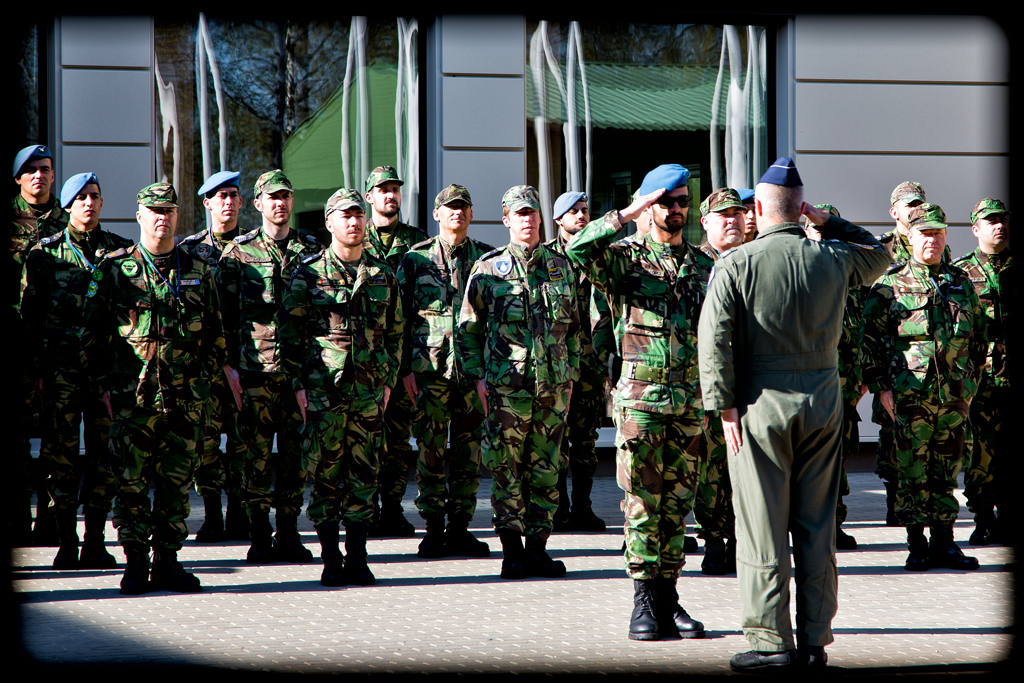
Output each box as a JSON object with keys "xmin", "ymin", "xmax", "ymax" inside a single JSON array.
[
  {"xmin": 218, "ymin": 170, "xmax": 323, "ymax": 564},
  {"xmin": 698, "ymin": 158, "xmax": 889, "ymax": 672},
  {"xmin": 457, "ymin": 185, "xmax": 580, "ymax": 581},
  {"xmin": 955, "ymin": 198, "xmax": 1011, "ymax": 545},
  {"xmin": 363, "ymin": 165, "xmax": 425, "ymax": 537},
  {"xmin": 566, "ymin": 164, "xmax": 712, "ymax": 642},
  {"xmin": 22, "ymin": 172, "xmax": 133, "ymax": 570},
  {"xmin": 397, "ymin": 184, "xmax": 493, "ymax": 559}
]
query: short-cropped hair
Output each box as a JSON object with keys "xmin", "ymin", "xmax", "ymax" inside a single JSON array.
[{"xmin": 755, "ymin": 183, "xmax": 804, "ymax": 223}]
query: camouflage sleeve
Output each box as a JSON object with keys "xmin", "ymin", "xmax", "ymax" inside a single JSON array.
[
  {"xmin": 846, "ymin": 286, "xmax": 868, "ymax": 389},
  {"xmin": 82, "ymin": 259, "xmax": 117, "ymax": 395},
  {"xmin": 818, "ymin": 216, "xmax": 891, "ymax": 287},
  {"xmin": 590, "ymin": 287, "xmax": 613, "ymax": 369},
  {"xmin": 396, "ymin": 254, "xmax": 414, "ymax": 377},
  {"xmin": 202, "ymin": 266, "xmax": 228, "ymax": 380},
  {"xmin": 567, "ymin": 274, "xmax": 581, "ymax": 382},
  {"xmin": 215, "ymin": 243, "xmax": 241, "ymax": 368},
  {"xmin": 860, "ymin": 280, "xmax": 894, "ymax": 394},
  {"xmin": 20, "ymin": 246, "xmax": 48, "ymax": 378},
  {"xmin": 697, "ymin": 263, "xmax": 738, "ymax": 411},
  {"xmin": 385, "ymin": 272, "xmax": 404, "ymax": 389},
  {"xmin": 456, "ymin": 264, "xmax": 488, "ymax": 382},
  {"xmin": 564, "ymin": 211, "xmax": 629, "ymax": 299},
  {"xmin": 279, "ymin": 268, "xmax": 311, "ymax": 392}
]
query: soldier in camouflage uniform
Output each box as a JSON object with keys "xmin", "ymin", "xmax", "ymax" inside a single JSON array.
[
  {"xmin": 22, "ymin": 173, "xmax": 133, "ymax": 570},
  {"xmin": 545, "ymin": 191, "xmax": 607, "ymax": 533},
  {"xmin": 566, "ymin": 165, "xmax": 711, "ymax": 641},
  {"xmin": 457, "ymin": 185, "xmax": 580, "ymax": 581},
  {"xmin": 218, "ymin": 170, "xmax": 323, "ymax": 564},
  {"xmin": 362, "ymin": 165, "xmax": 425, "ymax": 537},
  {"xmin": 955, "ymin": 198, "xmax": 1011, "ymax": 545},
  {"xmin": 396, "ymin": 184, "xmax": 493, "ymax": 559},
  {"xmin": 178, "ymin": 170, "xmax": 248, "ymax": 543},
  {"xmin": 862, "ymin": 203, "xmax": 985, "ymax": 572},
  {"xmin": 280, "ymin": 188, "xmax": 402, "ymax": 587},
  {"xmin": 87, "ymin": 182, "xmax": 227, "ymax": 595},
  {"xmin": 804, "ymin": 203, "xmax": 865, "ymax": 552},
  {"xmin": 9, "ymin": 145, "xmax": 68, "ymax": 546}
]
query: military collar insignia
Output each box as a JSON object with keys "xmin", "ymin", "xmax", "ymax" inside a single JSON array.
[
  {"xmin": 496, "ymin": 257, "xmax": 513, "ymax": 276},
  {"xmin": 121, "ymin": 260, "xmax": 140, "ymax": 277},
  {"xmin": 547, "ymin": 266, "xmax": 565, "ymax": 281}
]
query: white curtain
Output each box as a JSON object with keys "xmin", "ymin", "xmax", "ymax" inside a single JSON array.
[
  {"xmin": 710, "ymin": 25, "xmax": 766, "ymax": 191},
  {"xmin": 195, "ymin": 12, "xmax": 228, "ymax": 226},
  {"xmin": 155, "ymin": 58, "xmax": 180, "ymax": 193},
  {"xmin": 396, "ymin": 18, "xmax": 419, "ymax": 223},
  {"xmin": 340, "ymin": 16, "xmax": 369, "ymax": 193}
]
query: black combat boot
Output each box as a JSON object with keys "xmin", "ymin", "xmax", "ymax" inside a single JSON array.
[
  {"xmin": 835, "ymin": 524, "xmax": 858, "ymax": 550},
  {"xmin": 223, "ymin": 493, "xmax": 250, "ymax": 541},
  {"xmin": 119, "ymin": 544, "xmax": 151, "ymax": 595},
  {"xmin": 628, "ymin": 579, "xmax": 660, "ymax": 641},
  {"xmin": 445, "ymin": 517, "xmax": 490, "ymax": 557},
  {"xmin": 150, "ymin": 548, "xmax": 201, "ymax": 592},
  {"xmin": 246, "ymin": 508, "xmax": 276, "ymax": 564},
  {"xmin": 32, "ymin": 489, "xmax": 59, "ymax": 546},
  {"xmin": 969, "ymin": 508, "xmax": 996, "ymax": 546},
  {"xmin": 315, "ymin": 521, "xmax": 346, "ymax": 587},
  {"xmin": 194, "ymin": 493, "xmax": 224, "ymax": 543},
  {"xmin": 498, "ymin": 529, "xmax": 526, "ymax": 579},
  {"xmin": 552, "ymin": 469, "xmax": 571, "ymax": 532},
  {"xmin": 273, "ymin": 512, "xmax": 314, "ymax": 563},
  {"xmin": 683, "ymin": 536, "xmax": 698, "ymax": 553},
  {"xmin": 928, "ymin": 523, "xmax": 979, "ymax": 570},
  {"xmin": 418, "ymin": 514, "xmax": 448, "ymax": 559},
  {"xmin": 654, "ymin": 576, "xmax": 705, "ymax": 639},
  {"xmin": 377, "ymin": 499, "xmax": 416, "ymax": 537},
  {"xmin": 701, "ymin": 537, "xmax": 728, "ymax": 575},
  {"xmin": 78, "ymin": 509, "xmax": 117, "ymax": 569},
  {"xmin": 884, "ymin": 479, "xmax": 900, "ymax": 527},
  {"xmin": 905, "ymin": 524, "xmax": 929, "ymax": 571},
  {"xmin": 52, "ymin": 506, "xmax": 80, "ymax": 570},
  {"xmin": 344, "ymin": 523, "xmax": 376, "ymax": 585},
  {"xmin": 524, "ymin": 535, "xmax": 566, "ymax": 577},
  {"xmin": 568, "ymin": 472, "xmax": 606, "ymax": 532}
]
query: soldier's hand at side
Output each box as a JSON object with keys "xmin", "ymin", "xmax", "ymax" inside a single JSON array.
[
  {"xmin": 721, "ymin": 407, "xmax": 743, "ymax": 455},
  {"xmin": 295, "ymin": 389, "xmax": 308, "ymax": 425},
  {"xmin": 476, "ymin": 379, "xmax": 489, "ymax": 417},
  {"xmin": 801, "ymin": 203, "xmax": 831, "ymax": 227},
  {"xmin": 402, "ymin": 373, "xmax": 418, "ymax": 402},
  {"xmin": 567, "ymin": 381, "xmax": 573, "ymax": 412},
  {"xmin": 617, "ymin": 188, "xmax": 665, "ymax": 225},
  {"xmin": 857, "ymin": 384, "xmax": 869, "ymax": 405},
  {"xmin": 223, "ymin": 364, "xmax": 243, "ymax": 411},
  {"xmin": 881, "ymin": 390, "xmax": 895, "ymax": 421},
  {"xmin": 102, "ymin": 391, "xmax": 113, "ymax": 420},
  {"xmin": 383, "ymin": 385, "xmax": 391, "ymax": 411}
]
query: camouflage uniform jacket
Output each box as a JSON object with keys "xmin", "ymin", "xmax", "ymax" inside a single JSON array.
[
  {"xmin": 838, "ymin": 285, "xmax": 868, "ymax": 402},
  {"xmin": 179, "ymin": 227, "xmax": 237, "ymax": 267},
  {"xmin": 590, "ymin": 233, "xmax": 643, "ymax": 370},
  {"xmin": 566, "ymin": 212, "xmax": 714, "ymax": 415},
  {"xmin": 862, "ymin": 258, "xmax": 986, "ymax": 403},
  {"xmin": 545, "ymin": 232, "xmax": 605, "ymax": 376},
  {"xmin": 457, "ymin": 242, "xmax": 581, "ymax": 398},
  {"xmin": 953, "ymin": 247, "xmax": 1010, "ymax": 388},
  {"xmin": 9, "ymin": 194, "xmax": 69, "ymax": 312},
  {"xmin": 21, "ymin": 224, "xmax": 134, "ymax": 378},
  {"xmin": 87, "ymin": 244, "xmax": 227, "ymax": 413},
  {"xmin": 879, "ymin": 228, "xmax": 951, "ymax": 265},
  {"xmin": 279, "ymin": 248, "xmax": 403, "ymax": 411},
  {"xmin": 216, "ymin": 227, "xmax": 323, "ymax": 373},
  {"xmin": 363, "ymin": 218, "xmax": 427, "ymax": 272},
  {"xmin": 396, "ymin": 234, "xmax": 494, "ymax": 380}
]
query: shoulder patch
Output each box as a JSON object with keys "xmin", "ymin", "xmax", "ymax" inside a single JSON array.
[
  {"xmin": 120, "ymin": 260, "xmax": 140, "ymax": 277},
  {"xmin": 179, "ymin": 231, "xmax": 204, "ymax": 245},
  {"xmin": 234, "ymin": 230, "xmax": 258, "ymax": 244},
  {"xmin": 301, "ymin": 252, "xmax": 323, "ymax": 265},
  {"xmin": 411, "ymin": 237, "xmax": 434, "ymax": 250},
  {"xmin": 40, "ymin": 232, "xmax": 64, "ymax": 247},
  {"xmin": 104, "ymin": 247, "xmax": 129, "ymax": 260},
  {"xmin": 495, "ymin": 255, "xmax": 514, "ymax": 276}
]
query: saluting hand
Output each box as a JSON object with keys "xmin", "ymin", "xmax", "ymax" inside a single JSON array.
[{"xmin": 616, "ymin": 188, "xmax": 665, "ymax": 226}]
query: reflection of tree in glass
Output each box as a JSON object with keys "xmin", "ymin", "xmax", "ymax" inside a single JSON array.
[{"xmin": 531, "ymin": 22, "xmax": 727, "ymax": 67}]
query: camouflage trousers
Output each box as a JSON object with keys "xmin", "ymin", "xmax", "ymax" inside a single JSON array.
[
  {"xmin": 893, "ymin": 392, "xmax": 969, "ymax": 526},
  {"xmin": 836, "ymin": 399, "xmax": 862, "ymax": 526},
  {"xmin": 194, "ymin": 374, "xmax": 245, "ymax": 498},
  {"xmin": 872, "ymin": 393, "xmax": 897, "ymax": 482},
  {"xmin": 378, "ymin": 389, "xmax": 413, "ymax": 505},
  {"xmin": 694, "ymin": 411, "xmax": 734, "ymax": 541},
  {"xmin": 964, "ymin": 385, "xmax": 1006, "ymax": 513},
  {"xmin": 557, "ymin": 365, "xmax": 604, "ymax": 480},
  {"xmin": 412, "ymin": 377, "xmax": 485, "ymax": 521},
  {"xmin": 616, "ymin": 406, "xmax": 704, "ymax": 580},
  {"xmin": 482, "ymin": 392, "xmax": 568, "ymax": 539},
  {"xmin": 239, "ymin": 371, "xmax": 306, "ymax": 517},
  {"xmin": 303, "ymin": 399, "xmax": 382, "ymax": 527},
  {"xmin": 110, "ymin": 408, "xmax": 202, "ymax": 551},
  {"xmin": 40, "ymin": 369, "xmax": 116, "ymax": 513}
]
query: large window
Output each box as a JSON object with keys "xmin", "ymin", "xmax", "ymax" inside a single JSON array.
[{"xmin": 527, "ymin": 21, "xmax": 767, "ymax": 244}]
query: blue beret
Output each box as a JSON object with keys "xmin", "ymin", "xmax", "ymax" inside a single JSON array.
[
  {"xmin": 758, "ymin": 157, "xmax": 803, "ymax": 188},
  {"xmin": 737, "ymin": 188, "xmax": 755, "ymax": 202},
  {"xmin": 638, "ymin": 164, "xmax": 690, "ymax": 197},
  {"xmin": 197, "ymin": 170, "xmax": 241, "ymax": 196},
  {"xmin": 553, "ymin": 191, "xmax": 587, "ymax": 220},
  {"xmin": 60, "ymin": 172, "xmax": 100, "ymax": 209},
  {"xmin": 13, "ymin": 145, "xmax": 52, "ymax": 178}
]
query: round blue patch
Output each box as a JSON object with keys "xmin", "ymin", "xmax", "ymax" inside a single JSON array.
[{"xmin": 496, "ymin": 257, "xmax": 512, "ymax": 276}]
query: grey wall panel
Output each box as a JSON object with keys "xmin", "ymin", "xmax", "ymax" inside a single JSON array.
[
  {"xmin": 794, "ymin": 15, "xmax": 1008, "ymax": 83},
  {"xmin": 440, "ymin": 15, "xmax": 524, "ymax": 76},
  {"xmin": 468, "ymin": 223, "xmax": 510, "ymax": 251},
  {"xmin": 101, "ymin": 220, "xmax": 141, "ymax": 243},
  {"xmin": 61, "ymin": 16, "xmax": 151, "ymax": 68},
  {"xmin": 442, "ymin": 77, "xmax": 525, "ymax": 148},
  {"xmin": 62, "ymin": 145, "xmax": 153, "ymax": 221},
  {"xmin": 795, "ymin": 82, "xmax": 1008, "ymax": 154},
  {"xmin": 440, "ymin": 150, "xmax": 526, "ymax": 224},
  {"xmin": 796, "ymin": 153, "xmax": 1008, "ymax": 230},
  {"xmin": 62, "ymin": 70, "xmax": 152, "ymax": 143}
]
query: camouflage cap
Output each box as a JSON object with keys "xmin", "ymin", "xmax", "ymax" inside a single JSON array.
[
  {"xmin": 434, "ymin": 184, "xmax": 473, "ymax": 209},
  {"xmin": 325, "ymin": 188, "xmax": 366, "ymax": 218},
  {"xmin": 906, "ymin": 202, "xmax": 947, "ymax": 231},
  {"xmin": 364, "ymin": 165, "xmax": 403, "ymax": 193},
  {"xmin": 502, "ymin": 185, "xmax": 541, "ymax": 212},
  {"xmin": 970, "ymin": 197, "xmax": 1010, "ymax": 224},
  {"xmin": 890, "ymin": 181, "xmax": 926, "ymax": 206},
  {"xmin": 253, "ymin": 169, "xmax": 292, "ymax": 197},
  {"xmin": 803, "ymin": 203, "xmax": 841, "ymax": 229},
  {"xmin": 700, "ymin": 188, "xmax": 744, "ymax": 217},
  {"xmin": 137, "ymin": 182, "xmax": 178, "ymax": 208}
]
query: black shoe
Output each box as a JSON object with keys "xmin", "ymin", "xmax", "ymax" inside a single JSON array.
[
  {"xmin": 52, "ymin": 507, "xmax": 79, "ymax": 570},
  {"xmin": 119, "ymin": 546, "xmax": 151, "ymax": 595},
  {"xmin": 499, "ymin": 530, "xmax": 526, "ymax": 579},
  {"xmin": 418, "ymin": 515, "xmax": 448, "ymax": 559},
  {"xmin": 377, "ymin": 502, "xmax": 416, "ymax": 538},
  {"xmin": 246, "ymin": 509, "xmax": 276, "ymax": 564},
  {"xmin": 343, "ymin": 523, "xmax": 376, "ymax": 585},
  {"xmin": 31, "ymin": 493, "xmax": 59, "ymax": 546},
  {"xmin": 150, "ymin": 549, "xmax": 201, "ymax": 592},
  {"xmin": 524, "ymin": 536, "xmax": 566, "ymax": 578},
  {"xmin": 568, "ymin": 506, "xmax": 606, "ymax": 532},
  {"xmin": 799, "ymin": 646, "xmax": 828, "ymax": 670},
  {"xmin": 223, "ymin": 494, "xmax": 250, "ymax": 541},
  {"xmin": 729, "ymin": 649, "xmax": 796, "ymax": 673},
  {"xmin": 628, "ymin": 579, "xmax": 660, "ymax": 641},
  {"xmin": 315, "ymin": 522, "xmax": 347, "ymax": 587},
  {"xmin": 683, "ymin": 536, "xmax": 698, "ymax": 553},
  {"xmin": 928, "ymin": 524, "xmax": 979, "ymax": 570},
  {"xmin": 78, "ymin": 510, "xmax": 117, "ymax": 569},
  {"xmin": 969, "ymin": 508, "xmax": 996, "ymax": 546},
  {"xmin": 444, "ymin": 518, "xmax": 490, "ymax": 558},
  {"xmin": 905, "ymin": 524, "xmax": 929, "ymax": 572},
  {"xmin": 701, "ymin": 538, "xmax": 728, "ymax": 575},
  {"xmin": 273, "ymin": 513, "xmax": 314, "ymax": 563},
  {"xmin": 836, "ymin": 526, "xmax": 858, "ymax": 550},
  {"xmin": 654, "ymin": 576, "xmax": 705, "ymax": 639},
  {"xmin": 195, "ymin": 494, "xmax": 224, "ymax": 543}
]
